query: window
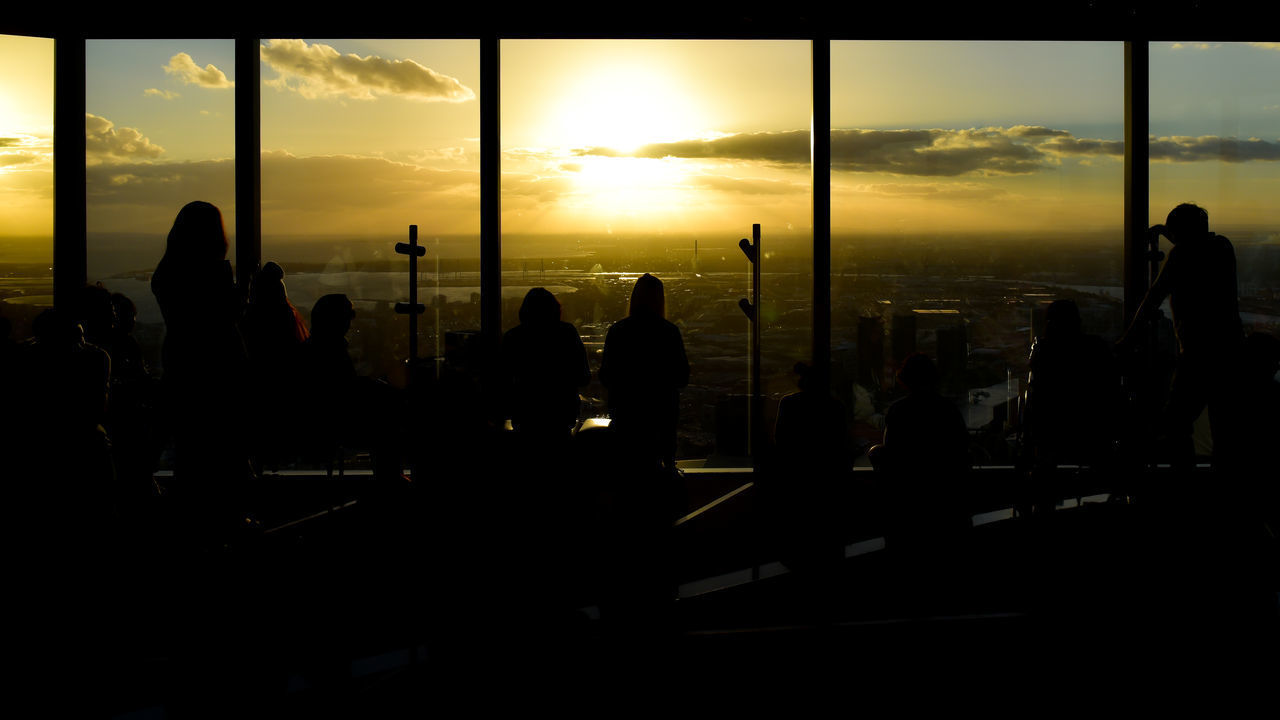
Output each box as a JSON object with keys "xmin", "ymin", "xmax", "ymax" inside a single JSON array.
[
  {"xmin": 0, "ymin": 34, "xmax": 55, "ymax": 340},
  {"xmin": 1149, "ymin": 41, "xmax": 1280, "ymax": 341},
  {"xmin": 832, "ymin": 41, "xmax": 1125, "ymax": 465},
  {"xmin": 260, "ymin": 38, "xmax": 480, "ymax": 387},
  {"xmin": 85, "ymin": 39, "xmax": 237, "ymax": 374},
  {"xmin": 500, "ymin": 39, "xmax": 812, "ymax": 462}
]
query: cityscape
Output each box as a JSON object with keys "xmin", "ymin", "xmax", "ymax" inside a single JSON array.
[{"xmin": 7, "ymin": 227, "xmax": 1277, "ymax": 466}]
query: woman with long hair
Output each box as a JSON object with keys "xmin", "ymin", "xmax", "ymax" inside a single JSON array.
[
  {"xmin": 151, "ymin": 201, "xmax": 252, "ymax": 528},
  {"xmin": 599, "ymin": 273, "xmax": 689, "ymax": 474}
]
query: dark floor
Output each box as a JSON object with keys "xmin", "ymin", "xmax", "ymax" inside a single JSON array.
[{"xmin": 13, "ymin": 465, "xmax": 1277, "ymax": 716}]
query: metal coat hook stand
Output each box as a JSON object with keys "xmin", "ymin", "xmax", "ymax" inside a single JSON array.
[
  {"xmin": 738, "ymin": 223, "xmax": 763, "ymax": 461},
  {"xmin": 395, "ymin": 225, "xmax": 427, "ymax": 381}
]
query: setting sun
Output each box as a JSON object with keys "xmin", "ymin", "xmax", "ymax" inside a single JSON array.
[{"xmin": 545, "ymin": 61, "xmax": 709, "ymax": 152}]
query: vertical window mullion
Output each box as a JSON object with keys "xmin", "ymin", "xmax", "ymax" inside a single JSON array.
[{"xmin": 235, "ymin": 35, "xmax": 261, "ymax": 291}]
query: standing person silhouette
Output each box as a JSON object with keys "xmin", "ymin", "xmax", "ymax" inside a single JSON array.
[
  {"xmin": 599, "ymin": 273, "xmax": 690, "ymax": 475},
  {"xmin": 499, "ymin": 287, "xmax": 590, "ymax": 443},
  {"xmin": 597, "ymin": 274, "xmax": 688, "ymax": 640},
  {"xmin": 150, "ymin": 201, "xmax": 251, "ymax": 532},
  {"xmin": 1119, "ymin": 203, "xmax": 1243, "ymax": 470}
]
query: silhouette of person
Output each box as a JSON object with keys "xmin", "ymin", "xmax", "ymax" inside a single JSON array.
[
  {"xmin": 150, "ymin": 201, "xmax": 251, "ymax": 529},
  {"xmin": 99, "ymin": 290, "xmax": 162, "ymax": 508},
  {"xmin": 241, "ymin": 260, "xmax": 308, "ymax": 375},
  {"xmin": 1026, "ymin": 299, "xmax": 1121, "ymax": 474},
  {"xmin": 869, "ymin": 353, "xmax": 970, "ymax": 550},
  {"xmin": 241, "ymin": 261, "xmax": 309, "ymax": 469},
  {"xmin": 9, "ymin": 308, "xmax": 114, "ymax": 523},
  {"xmin": 594, "ymin": 274, "xmax": 687, "ymax": 637},
  {"xmin": 297, "ymin": 293, "xmax": 405, "ymax": 482},
  {"xmin": 768, "ymin": 361, "xmax": 851, "ymax": 574},
  {"xmin": 5, "ymin": 309, "xmax": 119, "ymax": 709},
  {"xmin": 106, "ymin": 291, "xmax": 149, "ymax": 384},
  {"xmin": 599, "ymin": 273, "xmax": 689, "ymax": 474},
  {"xmin": 71, "ymin": 283, "xmax": 116, "ymax": 353},
  {"xmin": 499, "ymin": 287, "xmax": 590, "ymax": 441},
  {"xmin": 296, "ymin": 293, "xmax": 359, "ymax": 458},
  {"xmin": 1119, "ymin": 203, "xmax": 1243, "ymax": 469}
]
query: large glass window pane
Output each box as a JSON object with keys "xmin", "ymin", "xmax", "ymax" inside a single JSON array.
[
  {"xmin": 832, "ymin": 41, "xmax": 1125, "ymax": 467},
  {"xmin": 260, "ymin": 38, "xmax": 480, "ymax": 390},
  {"xmin": 1149, "ymin": 42, "xmax": 1280, "ymax": 341},
  {"xmin": 85, "ymin": 39, "xmax": 236, "ymax": 375},
  {"xmin": 0, "ymin": 34, "xmax": 55, "ymax": 340},
  {"xmin": 501, "ymin": 39, "xmax": 812, "ymax": 464}
]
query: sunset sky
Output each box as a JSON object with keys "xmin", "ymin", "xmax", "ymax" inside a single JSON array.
[{"xmin": 2, "ymin": 36, "xmax": 1279, "ymax": 264}]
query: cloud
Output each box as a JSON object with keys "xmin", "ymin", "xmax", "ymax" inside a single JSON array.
[
  {"xmin": 144, "ymin": 88, "xmax": 180, "ymax": 99},
  {"xmin": 1008, "ymin": 125, "xmax": 1071, "ymax": 138},
  {"xmin": 501, "ymin": 172, "xmax": 576, "ymax": 203},
  {"xmin": 0, "ymin": 152, "xmax": 43, "ymax": 168},
  {"xmin": 1170, "ymin": 42, "xmax": 1220, "ymax": 50},
  {"xmin": 402, "ymin": 147, "xmax": 469, "ymax": 164},
  {"xmin": 0, "ymin": 133, "xmax": 49, "ymax": 151},
  {"xmin": 85, "ymin": 159, "xmax": 234, "ymax": 228},
  {"xmin": 579, "ymin": 126, "xmax": 1126, "ymax": 176},
  {"xmin": 260, "ymin": 150, "xmax": 477, "ymax": 207},
  {"xmin": 591, "ymin": 130, "xmax": 811, "ymax": 164},
  {"xmin": 1149, "ymin": 135, "xmax": 1280, "ymax": 162},
  {"xmin": 0, "ymin": 134, "xmax": 52, "ymax": 170},
  {"xmin": 689, "ymin": 174, "xmax": 804, "ymax": 196},
  {"xmin": 1039, "ymin": 136, "xmax": 1126, "ymax": 156},
  {"xmin": 845, "ymin": 182, "xmax": 1010, "ymax": 201},
  {"xmin": 163, "ymin": 52, "xmax": 233, "ymax": 89},
  {"xmin": 85, "ymin": 113, "xmax": 165, "ymax": 164},
  {"xmin": 834, "ymin": 128, "xmax": 1051, "ymax": 175},
  {"xmin": 85, "ymin": 151, "xmax": 482, "ymax": 234},
  {"xmin": 1251, "ymin": 43, "xmax": 1280, "ymax": 51},
  {"xmin": 260, "ymin": 39, "xmax": 474, "ymax": 102}
]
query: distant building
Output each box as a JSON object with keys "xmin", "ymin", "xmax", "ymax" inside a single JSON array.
[
  {"xmin": 891, "ymin": 312, "xmax": 917, "ymax": 367},
  {"xmin": 857, "ymin": 315, "xmax": 885, "ymax": 392},
  {"xmin": 936, "ymin": 324, "xmax": 968, "ymax": 395}
]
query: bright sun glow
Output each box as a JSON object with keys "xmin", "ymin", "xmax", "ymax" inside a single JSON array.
[
  {"xmin": 545, "ymin": 62, "xmax": 707, "ymax": 153},
  {"xmin": 564, "ymin": 156, "xmax": 692, "ymax": 219}
]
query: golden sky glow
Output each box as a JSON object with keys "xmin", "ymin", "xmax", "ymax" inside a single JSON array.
[
  {"xmin": 0, "ymin": 35, "xmax": 54, "ymax": 254},
  {"xmin": 2, "ymin": 36, "xmax": 1279, "ymax": 270}
]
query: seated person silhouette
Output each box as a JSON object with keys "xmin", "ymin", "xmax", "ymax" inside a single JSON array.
[
  {"xmin": 100, "ymin": 291, "xmax": 162, "ymax": 507},
  {"xmin": 10, "ymin": 308, "xmax": 113, "ymax": 528},
  {"xmin": 297, "ymin": 293, "xmax": 405, "ymax": 482},
  {"xmin": 499, "ymin": 287, "xmax": 590, "ymax": 442},
  {"xmin": 1025, "ymin": 299, "xmax": 1120, "ymax": 472},
  {"xmin": 1119, "ymin": 203, "xmax": 1243, "ymax": 469},
  {"xmin": 869, "ymin": 353, "xmax": 970, "ymax": 550},
  {"xmin": 106, "ymin": 292, "xmax": 149, "ymax": 385},
  {"xmin": 769, "ymin": 362, "xmax": 851, "ymax": 573}
]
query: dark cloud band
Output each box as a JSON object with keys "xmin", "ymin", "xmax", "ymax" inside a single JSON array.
[{"xmin": 575, "ymin": 126, "xmax": 1280, "ymax": 176}]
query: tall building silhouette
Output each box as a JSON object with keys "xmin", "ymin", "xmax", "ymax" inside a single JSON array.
[
  {"xmin": 892, "ymin": 312, "xmax": 917, "ymax": 368},
  {"xmin": 857, "ymin": 315, "xmax": 885, "ymax": 392},
  {"xmin": 935, "ymin": 323, "xmax": 967, "ymax": 395}
]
